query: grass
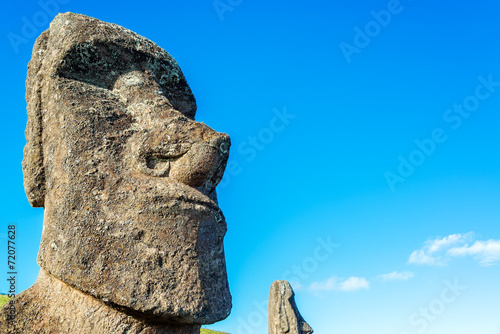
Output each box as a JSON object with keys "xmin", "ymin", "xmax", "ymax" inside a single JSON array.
[
  {"xmin": 200, "ymin": 329, "xmax": 229, "ymax": 334},
  {"xmin": 0, "ymin": 294, "xmax": 229, "ymax": 333},
  {"xmin": 0, "ymin": 294, "xmax": 11, "ymax": 308}
]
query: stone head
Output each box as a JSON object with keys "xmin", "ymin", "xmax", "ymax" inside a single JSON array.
[{"xmin": 22, "ymin": 12, "xmax": 231, "ymax": 324}]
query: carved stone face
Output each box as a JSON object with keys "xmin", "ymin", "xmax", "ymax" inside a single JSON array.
[{"xmin": 23, "ymin": 13, "xmax": 231, "ymax": 324}]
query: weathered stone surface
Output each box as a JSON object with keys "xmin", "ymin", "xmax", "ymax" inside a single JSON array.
[
  {"xmin": 1, "ymin": 12, "xmax": 232, "ymax": 332},
  {"xmin": 0, "ymin": 269, "xmax": 200, "ymax": 334},
  {"xmin": 268, "ymin": 281, "xmax": 313, "ymax": 334}
]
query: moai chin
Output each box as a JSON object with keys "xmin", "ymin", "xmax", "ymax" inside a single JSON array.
[{"xmin": 0, "ymin": 12, "xmax": 231, "ymax": 334}]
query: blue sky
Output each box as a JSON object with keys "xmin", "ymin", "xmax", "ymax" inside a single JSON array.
[{"xmin": 1, "ymin": 0, "xmax": 500, "ymax": 333}]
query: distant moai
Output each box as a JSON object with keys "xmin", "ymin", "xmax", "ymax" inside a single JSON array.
[{"xmin": 269, "ymin": 280, "xmax": 313, "ymax": 334}]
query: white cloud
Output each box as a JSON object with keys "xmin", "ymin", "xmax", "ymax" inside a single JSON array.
[
  {"xmin": 309, "ymin": 277, "xmax": 337, "ymax": 291},
  {"xmin": 447, "ymin": 240, "xmax": 500, "ymax": 266},
  {"xmin": 289, "ymin": 281, "xmax": 305, "ymax": 292},
  {"xmin": 408, "ymin": 233, "xmax": 500, "ymax": 266},
  {"xmin": 408, "ymin": 233, "xmax": 473, "ymax": 266},
  {"xmin": 427, "ymin": 233, "xmax": 473, "ymax": 253},
  {"xmin": 309, "ymin": 276, "xmax": 369, "ymax": 292},
  {"xmin": 408, "ymin": 249, "xmax": 443, "ymax": 266},
  {"xmin": 339, "ymin": 277, "xmax": 370, "ymax": 291},
  {"xmin": 379, "ymin": 271, "xmax": 414, "ymax": 281}
]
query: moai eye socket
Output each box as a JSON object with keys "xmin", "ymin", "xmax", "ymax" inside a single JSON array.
[{"xmin": 56, "ymin": 42, "xmax": 197, "ymax": 119}]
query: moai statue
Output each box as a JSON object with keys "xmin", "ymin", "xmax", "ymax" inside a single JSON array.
[
  {"xmin": 0, "ymin": 12, "xmax": 231, "ymax": 334},
  {"xmin": 268, "ymin": 281, "xmax": 313, "ymax": 334}
]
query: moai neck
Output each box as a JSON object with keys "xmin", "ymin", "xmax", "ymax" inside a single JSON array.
[{"xmin": 0, "ymin": 269, "xmax": 201, "ymax": 334}]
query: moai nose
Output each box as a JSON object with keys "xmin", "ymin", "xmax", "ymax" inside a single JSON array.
[
  {"xmin": 114, "ymin": 70, "xmax": 230, "ymax": 191},
  {"xmin": 136, "ymin": 126, "xmax": 230, "ymax": 191},
  {"xmin": 169, "ymin": 133, "xmax": 230, "ymax": 189}
]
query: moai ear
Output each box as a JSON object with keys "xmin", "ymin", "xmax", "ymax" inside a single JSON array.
[{"xmin": 22, "ymin": 30, "xmax": 49, "ymax": 208}]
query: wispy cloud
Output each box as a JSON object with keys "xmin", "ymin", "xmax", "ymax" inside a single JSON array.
[
  {"xmin": 428, "ymin": 233, "xmax": 472, "ymax": 253},
  {"xmin": 308, "ymin": 276, "xmax": 369, "ymax": 292},
  {"xmin": 408, "ymin": 233, "xmax": 500, "ymax": 266},
  {"xmin": 408, "ymin": 233, "xmax": 473, "ymax": 266},
  {"xmin": 340, "ymin": 277, "xmax": 370, "ymax": 291},
  {"xmin": 289, "ymin": 281, "xmax": 305, "ymax": 292},
  {"xmin": 379, "ymin": 271, "xmax": 414, "ymax": 281},
  {"xmin": 447, "ymin": 240, "xmax": 500, "ymax": 266}
]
